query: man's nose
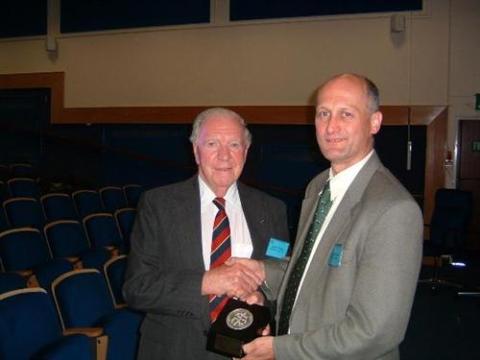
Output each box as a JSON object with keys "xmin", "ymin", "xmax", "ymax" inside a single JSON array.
[{"xmin": 217, "ymin": 145, "xmax": 231, "ymax": 159}]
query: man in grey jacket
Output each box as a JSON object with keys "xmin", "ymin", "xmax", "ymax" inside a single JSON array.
[{"xmin": 236, "ymin": 73, "xmax": 423, "ymax": 359}]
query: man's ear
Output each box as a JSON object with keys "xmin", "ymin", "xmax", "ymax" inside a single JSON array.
[
  {"xmin": 192, "ymin": 144, "xmax": 200, "ymax": 165},
  {"xmin": 370, "ymin": 111, "xmax": 382, "ymax": 135}
]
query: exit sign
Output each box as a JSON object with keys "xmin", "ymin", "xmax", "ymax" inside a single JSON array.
[{"xmin": 473, "ymin": 141, "xmax": 480, "ymax": 152}]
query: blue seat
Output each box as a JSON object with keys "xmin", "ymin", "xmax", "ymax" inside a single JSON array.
[
  {"xmin": 114, "ymin": 207, "xmax": 136, "ymax": 250},
  {"xmin": 72, "ymin": 190, "xmax": 104, "ymax": 219},
  {"xmin": 9, "ymin": 163, "xmax": 36, "ymax": 178},
  {"xmin": 44, "ymin": 220, "xmax": 111, "ymax": 270},
  {"xmin": 41, "ymin": 193, "xmax": 78, "ymax": 222},
  {"xmin": 100, "ymin": 186, "xmax": 128, "ymax": 213},
  {"xmin": 83, "ymin": 213, "xmax": 124, "ymax": 251},
  {"xmin": 3, "ymin": 197, "xmax": 45, "ymax": 230},
  {"xmin": 52, "ymin": 269, "xmax": 143, "ymax": 360},
  {"xmin": 0, "ymin": 204, "xmax": 9, "ymax": 231},
  {"xmin": 0, "ymin": 227, "xmax": 72, "ymax": 292},
  {"xmin": 0, "ymin": 165, "xmax": 10, "ymax": 181},
  {"xmin": 0, "ymin": 272, "xmax": 27, "ymax": 294},
  {"xmin": 123, "ymin": 184, "xmax": 143, "ymax": 207},
  {"xmin": 0, "ymin": 227, "xmax": 51, "ymax": 273},
  {"xmin": 104, "ymin": 255, "xmax": 128, "ymax": 307},
  {"xmin": 0, "ymin": 287, "xmax": 93, "ymax": 360},
  {"xmin": 7, "ymin": 177, "xmax": 40, "ymax": 198}
]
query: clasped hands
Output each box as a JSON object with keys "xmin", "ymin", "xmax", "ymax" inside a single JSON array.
[{"xmin": 201, "ymin": 257, "xmax": 265, "ymax": 303}]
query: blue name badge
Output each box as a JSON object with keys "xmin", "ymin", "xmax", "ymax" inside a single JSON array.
[
  {"xmin": 328, "ymin": 244, "xmax": 344, "ymax": 267},
  {"xmin": 266, "ymin": 238, "xmax": 290, "ymax": 259}
]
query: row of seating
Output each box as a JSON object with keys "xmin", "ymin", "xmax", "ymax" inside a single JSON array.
[
  {"xmin": 0, "ymin": 260, "xmax": 142, "ymax": 359},
  {"xmin": 0, "ymin": 180, "xmax": 142, "ymax": 211},
  {"xmin": 0, "ymin": 162, "xmax": 37, "ymax": 181},
  {"xmin": 0, "ymin": 188, "xmax": 141, "ymax": 231}
]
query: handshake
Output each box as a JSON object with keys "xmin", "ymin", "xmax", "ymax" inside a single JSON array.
[{"xmin": 201, "ymin": 257, "xmax": 266, "ymax": 305}]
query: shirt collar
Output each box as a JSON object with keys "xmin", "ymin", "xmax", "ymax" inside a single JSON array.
[
  {"xmin": 198, "ymin": 175, "xmax": 240, "ymax": 208},
  {"xmin": 328, "ymin": 150, "xmax": 374, "ymax": 201}
]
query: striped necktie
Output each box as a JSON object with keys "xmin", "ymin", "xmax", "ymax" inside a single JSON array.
[
  {"xmin": 209, "ymin": 197, "xmax": 232, "ymax": 322},
  {"xmin": 278, "ymin": 181, "xmax": 333, "ymax": 335}
]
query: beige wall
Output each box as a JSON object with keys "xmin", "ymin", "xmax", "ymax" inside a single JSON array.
[{"xmin": 0, "ymin": 0, "xmax": 479, "ymax": 184}]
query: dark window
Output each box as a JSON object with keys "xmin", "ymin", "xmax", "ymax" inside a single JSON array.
[
  {"xmin": 0, "ymin": 0, "xmax": 47, "ymax": 38},
  {"xmin": 61, "ymin": 0, "xmax": 210, "ymax": 33},
  {"xmin": 230, "ymin": 0, "xmax": 422, "ymax": 21}
]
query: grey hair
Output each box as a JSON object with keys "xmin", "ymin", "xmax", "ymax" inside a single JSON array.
[{"xmin": 189, "ymin": 107, "xmax": 252, "ymax": 147}]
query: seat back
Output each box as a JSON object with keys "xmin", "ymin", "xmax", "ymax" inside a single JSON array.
[
  {"xmin": 0, "ymin": 288, "xmax": 61, "ymax": 359},
  {"xmin": 0, "ymin": 227, "xmax": 51, "ymax": 272},
  {"xmin": 9, "ymin": 163, "xmax": 36, "ymax": 178},
  {"xmin": 0, "ymin": 272, "xmax": 27, "ymax": 294},
  {"xmin": 100, "ymin": 186, "xmax": 128, "ymax": 213},
  {"xmin": 41, "ymin": 193, "xmax": 78, "ymax": 221},
  {"xmin": 3, "ymin": 197, "xmax": 45, "ymax": 230},
  {"xmin": 72, "ymin": 190, "xmax": 104, "ymax": 219},
  {"xmin": 429, "ymin": 188, "xmax": 473, "ymax": 250},
  {"xmin": 7, "ymin": 177, "xmax": 40, "ymax": 198},
  {"xmin": 115, "ymin": 207, "xmax": 136, "ymax": 248},
  {"xmin": 123, "ymin": 184, "xmax": 142, "ymax": 207},
  {"xmin": 83, "ymin": 213, "xmax": 123, "ymax": 249},
  {"xmin": 104, "ymin": 255, "xmax": 128, "ymax": 307},
  {"xmin": 44, "ymin": 220, "xmax": 90, "ymax": 259},
  {"xmin": 52, "ymin": 269, "xmax": 114, "ymax": 329}
]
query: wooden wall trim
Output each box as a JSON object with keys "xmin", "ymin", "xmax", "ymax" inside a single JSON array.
[
  {"xmin": 0, "ymin": 71, "xmax": 447, "ymax": 226},
  {"xmin": 0, "ymin": 71, "xmax": 445, "ymax": 125}
]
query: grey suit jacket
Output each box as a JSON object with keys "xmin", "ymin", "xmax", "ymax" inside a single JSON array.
[
  {"xmin": 123, "ymin": 176, "xmax": 289, "ymax": 360},
  {"xmin": 265, "ymin": 152, "xmax": 423, "ymax": 360}
]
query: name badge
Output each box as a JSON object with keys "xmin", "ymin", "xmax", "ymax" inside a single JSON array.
[
  {"xmin": 328, "ymin": 244, "xmax": 343, "ymax": 267},
  {"xmin": 265, "ymin": 238, "xmax": 289, "ymax": 259}
]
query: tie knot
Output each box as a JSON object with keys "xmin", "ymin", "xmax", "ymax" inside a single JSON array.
[{"xmin": 213, "ymin": 197, "xmax": 226, "ymax": 210}]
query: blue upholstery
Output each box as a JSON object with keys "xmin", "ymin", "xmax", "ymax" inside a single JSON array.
[
  {"xmin": 41, "ymin": 193, "xmax": 78, "ymax": 221},
  {"xmin": 3, "ymin": 197, "xmax": 45, "ymax": 230},
  {"xmin": 0, "ymin": 272, "xmax": 27, "ymax": 294},
  {"xmin": 0, "ymin": 205, "xmax": 9, "ymax": 231},
  {"xmin": 35, "ymin": 258, "xmax": 74, "ymax": 294},
  {"xmin": 0, "ymin": 287, "xmax": 92, "ymax": 359},
  {"xmin": 0, "ymin": 227, "xmax": 50, "ymax": 272},
  {"xmin": 104, "ymin": 255, "xmax": 127, "ymax": 306},
  {"xmin": 44, "ymin": 220, "xmax": 111, "ymax": 271},
  {"xmin": 100, "ymin": 186, "xmax": 128, "ymax": 213},
  {"xmin": 52, "ymin": 269, "xmax": 142, "ymax": 359},
  {"xmin": 114, "ymin": 207, "xmax": 136, "ymax": 250},
  {"xmin": 83, "ymin": 213, "xmax": 124, "ymax": 250},
  {"xmin": 7, "ymin": 177, "xmax": 40, "ymax": 198},
  {"xmin": 9, "ymin": 163, "xmax": 36, "ymax": 178},
  {"xmin": 72, "ymin": 190, "xmax": 103, "ymax": 219},
  {"xmin": 123, "ymin": 184, "xmax": 142, "ymax": 207}
]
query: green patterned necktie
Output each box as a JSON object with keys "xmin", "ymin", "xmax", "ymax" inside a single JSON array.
[{"xmin": 278, "ymin": 181, "xmax": 333, "ymax": 335}]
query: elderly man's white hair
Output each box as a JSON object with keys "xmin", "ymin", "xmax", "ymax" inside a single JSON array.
[{"xmin": 189, "ymin": 107, "xmax": 252, "ymax": 147}]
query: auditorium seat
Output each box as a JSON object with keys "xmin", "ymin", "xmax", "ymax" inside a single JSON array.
[
  {"xmin": 83, "ymin": 213, "xmax": 125, "ymax": 252},
  {"xmin": 9, "ymin": 162, "xmax": 36, "ymax": 178},
  {"xmin": 72, "ymin": 189, "xmax": 104, "ymax": 219},
  {"xmin": 100, "ymin": 186, "xmax": 128, "ymax": 213},
  {"xmin": 0, "ymin": 287, "xmax": 94, "ymax": 359},
  {"xmin": 41, "ymin": 192, "xmax": 79, "ymax": 222},
  {"xmin": 44, "ymin": 220, "xmax": 111, "ymax": 270},
  {"xmin": 7, "ymin": 177, "xmax": 41, "ymax": 198},
  {"xmin": 123, "ymin": 184, "xmax": 143, "ymax": 207},
  {"xmin": 52, "ymin": 269, "xmax": 143, "ymax": 360},
  {"xmin": 0, "ymin": 272, "xmax": 27, "ymax": 294},
  {"xmin": 103, "ymin": 255, "xmax": 128, "ymax": 307},
  {"xmin": 114, "ymin": 207, "xmax": 136, "ymax": 250},
  {"xmin": 3, "ymin": 197, "xmax": 45, "ymax": 230}
]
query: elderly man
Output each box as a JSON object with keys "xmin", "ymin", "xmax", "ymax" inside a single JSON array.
[
  {"xmin": 236, "ymin": 73, "xmax": 423, "ymax": 360},
  {"xmin": 123, "ymin": 107, "xmax": 289, "ymax": 360}
]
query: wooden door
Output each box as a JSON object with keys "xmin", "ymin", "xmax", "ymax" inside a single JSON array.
[{"xmin": 458, "ymin": 120, "xmax": 480, "ymax": 249}]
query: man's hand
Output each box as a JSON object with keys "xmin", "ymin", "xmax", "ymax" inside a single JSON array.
[
  {"xmin": 242, "ymin": 336, "xmax": 275, "ymax": 360},
  {"xmin": 201, "ymin": 262, "xmax": 264, "ymax": 299},
  {"xmin": 226, "ymin": 257, "xmax": 265, "ymax": 280}
]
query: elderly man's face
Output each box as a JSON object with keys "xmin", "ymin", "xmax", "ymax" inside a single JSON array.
[{"xmin": 193, "ymin": 115, "xmax": 249, "ymax": 197}]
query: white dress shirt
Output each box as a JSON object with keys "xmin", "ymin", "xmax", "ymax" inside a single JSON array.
[{"xmin": 198, "ymin": 177, "xmax": 253, "ymax": 270}]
